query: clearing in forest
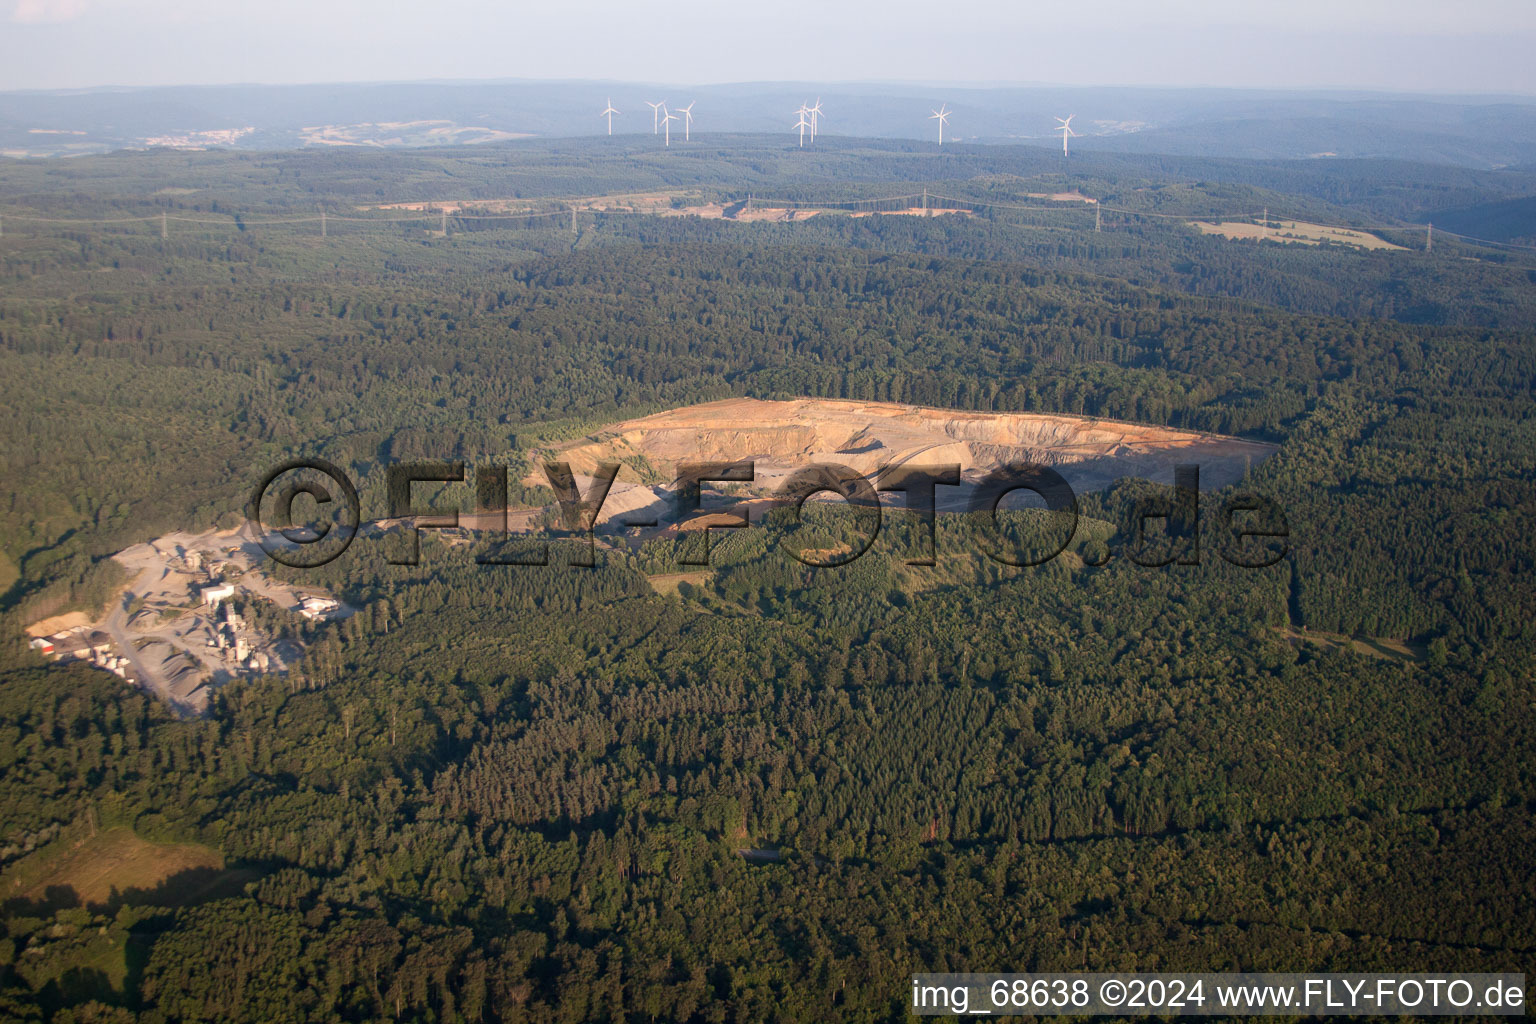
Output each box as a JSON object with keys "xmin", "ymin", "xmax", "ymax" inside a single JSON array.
[
  {"xmin": 2, "ymin": 827, "xmax": 239, "ymax": 909},
  {"xmin": 1191, "ymin": 219, "xmax": 1408, "ymax": 250}
]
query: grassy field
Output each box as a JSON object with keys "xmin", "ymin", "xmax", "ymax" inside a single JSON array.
[
  {"xmin": 646, "ymin": 571, "xmax": 713, "ymax": 596},
  {"xmin": 1276, "ymin": 626, "xmax": 1423, "ymax": 664},
  {"xmin": 1, "ymin": 827, "xmax": 259, "ymax": 1011},
  {"xmin": 2, "ymin": 826, "xmax": 239, "ymax": 910}
]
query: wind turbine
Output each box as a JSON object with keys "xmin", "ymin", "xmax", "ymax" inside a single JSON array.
[
  {"xmin": 599, "ymin": 98, "xmax": 619, "ymax": 136},
  {"xmin": 661, "ymin": 105, "xmax": 679, "ymax": 146},
  {"xmin": 678, "ymin": 101, "xmax": 695, "ymax": 142},
  {"xmin": 1055, "ymin": 115, "xmax": 1077, "ymax": 156},
  {"xmin": 793, "ymin": 106, "xmax": 811, "ymax": 147},
  {"xmin": 809, "ymin": 97, "xmax": 824, "ymax": 141},
  {"xmin": 645, "ymin": 100, "xmax": 663, "ymax": 135},
  {"xmin": 930, "ymin": 104, "xmax": 951, "ymax": 146}
]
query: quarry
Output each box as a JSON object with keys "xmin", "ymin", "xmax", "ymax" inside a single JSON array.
[
  {"xmin": 25, "ymin": 522, "xmax": 350, "ymax": 716},
  {"xmin": 531, "ymin": 397, "xmax": 1279, "ymax": 527}
]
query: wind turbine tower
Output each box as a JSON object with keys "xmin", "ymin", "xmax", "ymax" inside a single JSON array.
[
  {"xmin": 645, "ymin": 100, "xmax": 663, "ymax": 134},
  {"xmin": 793, "ymin": 106, "xmax": 811, "ymax": 147},
  {"xmin": 1056, "ymin": 115, "xmax": 1077, "ymax": 156},
  {"xmin": 600, "ymin": 99, "xmax": 619, "ymax": 136},
  {"xmin": 661, "ymin": 106, "xmax": 679, "ymax": 146},
  {"xmin": 678, "ymin": 101, "xmax": 696, "ymax": 142},
  {"xmin": 809, "ymin": 98, "xmax": 824, "ymax": 141},
  {"xmin": 930, "ymin": 104, "xmax": 951, "ymax": 146}
]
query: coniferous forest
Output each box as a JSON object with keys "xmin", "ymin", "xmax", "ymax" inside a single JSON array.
[{"xmin": 0, "ymin": 139, "xmax": 1532, "ymax": 1021}]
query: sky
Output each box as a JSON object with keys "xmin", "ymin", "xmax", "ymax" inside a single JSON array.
[{"xmin": 4, "ymin": 0, "xmax": 1535, "ymax": 94}]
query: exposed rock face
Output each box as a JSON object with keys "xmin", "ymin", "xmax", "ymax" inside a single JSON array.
[{"xmin": 538, "ymin": 398, "xmax": 1278, "ymax": 525}]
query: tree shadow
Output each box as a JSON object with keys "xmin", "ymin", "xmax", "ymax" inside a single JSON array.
[
  {"xmin": 36, "ymin": 966, "xmax": 118, "ymax": 1015},
  {"xmin": 121, "ymin": 927, "xmax": 163, "ymax": 1012},
  {"xmin": 106, "ymin": 864, "xmax": 258, "ymax": 913},
  {"xmin": 2, "ymin": 882, "xmax": 83, "ymax": 918},
  {"xmin": 3, "ymin": 865, "xmax": 260, "ymax": 918}
]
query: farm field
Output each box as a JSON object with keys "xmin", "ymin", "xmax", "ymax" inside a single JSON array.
[{"xmin": 1191, "ymin": 218, "xmax": 1409, "ymax": 250}]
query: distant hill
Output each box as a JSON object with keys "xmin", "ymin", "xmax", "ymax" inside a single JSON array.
[
  {"xmin": 1423, "ymin": 194, "xmax": 1536, "ymax": 244},
  {"xmin": 5, "ymin": 81, "xmax": 1536, "ymax": 168},
  {"xmin": 1071, "ymin": 112, "xmax": 1536, "ymax": 167}
]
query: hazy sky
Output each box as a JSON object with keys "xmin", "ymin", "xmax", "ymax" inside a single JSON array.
[{"xmin": 4, "ymin": 0, "xmax": 1535, "ymax": 94}]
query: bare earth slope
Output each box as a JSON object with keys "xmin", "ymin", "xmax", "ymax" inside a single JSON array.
[{"xmin": 540, "ymin": 398, "xmax": 1277, "ymax": 523}]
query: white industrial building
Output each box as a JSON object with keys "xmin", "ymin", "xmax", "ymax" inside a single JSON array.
[
  {"xmin": 298, "ymin": 595, "xmax": 340, "ymax": 620},
  {"xmin": 201, "ymin": 583, "xmax": 236, "ymax": 607}
]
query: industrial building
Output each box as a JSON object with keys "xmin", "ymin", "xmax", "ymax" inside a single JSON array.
[
  {"xmin": 201, "ymin": 582, "xmax": 236, "ymax": 607},
  {"xmin": 299, "ymin": 595, "xmax": 340, "ymax": 620}
]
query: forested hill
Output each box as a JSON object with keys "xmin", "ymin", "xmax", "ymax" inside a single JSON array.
[
  {"xmin": 0, "ymin": 143, "xmax": 1532, "ymax": 1021},
  {"xmin": 4, "ymin": 137, "xmax": 1536, "ymax": 220}
]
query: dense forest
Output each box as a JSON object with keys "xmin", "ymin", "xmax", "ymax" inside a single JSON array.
[{"xmin": 0, "ymin": 140, "xmax": 1532, "ymax": 1021}]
